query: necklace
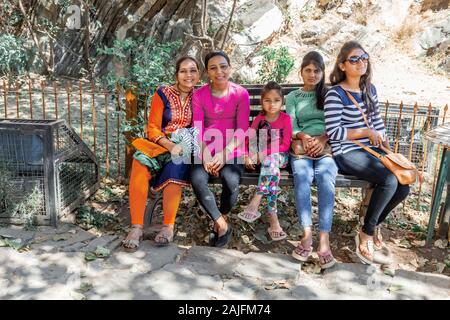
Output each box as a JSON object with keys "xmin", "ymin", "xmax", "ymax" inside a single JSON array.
[{"xmin": 176, "ymin": 84, "xmax": 192, "ymax": 94}]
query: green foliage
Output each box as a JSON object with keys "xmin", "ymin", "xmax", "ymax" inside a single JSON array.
[
  {"xmin": 97, "ymin": 37, "xmax": 181, "ymax": 95},
  {"xmin": 97, "ymin": 37, "xmax": 181, "ymax": 139},
  {"xmin": 257, "ymin": 46, "xmax": 294, "ymax": 84},
  {"xmin": 0, "ymin": 34, "xmax": 29, "ymax": 78},
  {"xmin": 76, "ymin": 205, "xmax": 121, "ymax": 231}
]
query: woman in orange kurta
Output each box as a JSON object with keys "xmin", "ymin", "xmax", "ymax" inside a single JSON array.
[{"xmin": 122, "ymin": 56, "xmax": 200, "ymax": 251}]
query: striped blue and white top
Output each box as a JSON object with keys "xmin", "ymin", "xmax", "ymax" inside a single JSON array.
[{"xmin": 324, "ymin": 85, "xmax": 386, "ymax": 155}]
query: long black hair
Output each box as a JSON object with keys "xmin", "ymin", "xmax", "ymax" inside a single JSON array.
[
  {"xmin": 300, "ymin": 51, "xmax": 327, "ymax": 110},
  {"xmin": 329, "ymin": 41, "xmax": 376, "ymax": 115}
]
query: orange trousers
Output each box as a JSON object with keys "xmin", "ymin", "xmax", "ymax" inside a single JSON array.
[{"xmin": 129, "ymin": 159, "xmax": 182, "ymax": 226}]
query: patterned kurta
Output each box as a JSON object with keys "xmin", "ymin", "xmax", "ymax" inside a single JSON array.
[{"xmin": 132, "ymin": 85, "xmax": 194, "ymax": 192}]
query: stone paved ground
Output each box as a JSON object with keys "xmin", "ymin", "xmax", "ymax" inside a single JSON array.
[{"xmin": 0, "ymin": 224, "xmax": 448, "ymax": 300}]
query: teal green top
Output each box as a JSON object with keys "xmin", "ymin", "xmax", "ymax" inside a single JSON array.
[{"xmin": 285, "ymin": 88, "xmax": 325, "ymax": 137}]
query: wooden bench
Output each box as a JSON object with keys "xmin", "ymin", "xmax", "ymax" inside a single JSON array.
[{"xmin": 144, "ymin": 84, "xmax": 373, "ymax": 225}]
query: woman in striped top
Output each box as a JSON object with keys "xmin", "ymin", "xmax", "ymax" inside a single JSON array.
[{"xmin": 324, "ymin": 41, "xmax": 410, "ymax": 264}]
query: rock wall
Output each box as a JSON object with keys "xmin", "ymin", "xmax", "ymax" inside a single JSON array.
[{"xmin": 10, "ymin": 0, "xmax": 450, "ymax": 79}]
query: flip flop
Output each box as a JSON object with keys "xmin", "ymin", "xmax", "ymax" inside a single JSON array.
[
  {"xmin": 292, "ymin": 242, "xmax": 312, "ymax": 262},
  {"xmin": 317, "ymin": 250, "xmax": 336, "ymax": 269},
  {"xmin": 267, "ymin": 228, "xmax": 287, "ymax": 241},
  {"xmin": 355, "ymin": 233, "xmax": 374, "ymax": 265},
  {"xmin": 237, "ymin": 209, "xmax": 261, "ymax": 223}
]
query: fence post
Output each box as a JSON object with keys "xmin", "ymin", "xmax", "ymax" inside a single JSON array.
[
  {"xmin": 116, "ymin": 84, "xmax": 122, "ymax": 180},
  {"xmin": 28, "ymin": 79, "xmax": 33, "ymax": 119},
  {"xmin": 41, "ymin": 80, "xmax": 46, "ymax": 120},
  {"xmin": 53, "ymin": 81, "xmax": 58, "ymax": 119},
  {"xmin": 15, "ymin": 81, "xmax": 20, "ymax": 119},
  {"xmin": 125, "ymin": 88, "xmax": 137, "ymax": 177},
  {"xmin": 3, "ymin": 80, "xmax": 7, "ymax": 118},
  {"xmin": 394, "ymin": 101, "xmax": 403, "ymax": 153}
]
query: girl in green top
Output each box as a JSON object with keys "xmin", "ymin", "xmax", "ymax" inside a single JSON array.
[{"xmin": 286, "ymin": 51, "xmax": 338, "ymax": 269}]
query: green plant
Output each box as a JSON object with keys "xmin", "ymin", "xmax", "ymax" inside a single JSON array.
[
  {"xmin": 97, "ymin": 37, "xmax": 181, "ymax": 138},
  {"xmin": 0, "ymin": 34, "xmax": 29, "ymax": 78},
  {"xmin": 257, "ymin": 46, "xmax": 294, "ymax": 84}
]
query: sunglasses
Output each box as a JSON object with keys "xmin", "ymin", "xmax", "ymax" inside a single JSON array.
[{"xmin": 345, "ymin": 53, "xmax": 369, "ymax": 64}]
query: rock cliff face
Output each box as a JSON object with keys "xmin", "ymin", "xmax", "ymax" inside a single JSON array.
[{"xmin": 7, "ymin": 0, "xmax": 450, "ymax": 79}]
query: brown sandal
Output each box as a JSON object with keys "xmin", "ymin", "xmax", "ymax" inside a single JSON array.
[
  {"xmin": 154, "ymin": 225, "xmax": 174, "ymax": 247},
  {"xmin": 122, "ymin": 226, "xmax": 144, "ymax": 252}
]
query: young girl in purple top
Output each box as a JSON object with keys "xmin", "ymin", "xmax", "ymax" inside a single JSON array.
[
  {"xmin": 191, "ymin": 51, "xmax": 250, "ymax": 248},
  {"xmin": 238, "ymin": 81, "xmax": 293, "ymax": 241}
]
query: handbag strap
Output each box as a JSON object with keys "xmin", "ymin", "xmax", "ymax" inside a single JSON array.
[{"xmin": 344, "ymin": 90, "xmax": 390, "ymax": 156}]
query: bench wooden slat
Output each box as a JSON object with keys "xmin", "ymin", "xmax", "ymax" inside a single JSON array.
[{"xmin": 208, "ymin": 171, "xmax": 372, "ymax": 188}]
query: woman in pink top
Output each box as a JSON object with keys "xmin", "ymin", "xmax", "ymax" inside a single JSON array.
[
  {"xmin": 238, "ymin": 81, "xmax": 293, "ymax": 241},
  {"xmin": 191, "ymin": 51, "xmax": 250, "ymax": 247}
]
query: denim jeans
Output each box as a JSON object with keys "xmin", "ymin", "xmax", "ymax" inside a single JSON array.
[
  {"xmin": 334, "ymin": 148, "xmax": 410, "ymax": 236},
  {"xmin": 191, "ymin": 162, "xmax": 244, "ymax": 221},
  {"xmin": 291, "ymin": 156, "xmax": 338, "ymax": 233}
]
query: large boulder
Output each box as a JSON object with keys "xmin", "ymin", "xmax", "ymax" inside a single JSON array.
[
  {"xmin": 413, "ymin": 12, "xmax": 450, "ymax": 56},
  {"xmin": 231, "ymin": 0, "xmax": 284, "ymax": 56}
]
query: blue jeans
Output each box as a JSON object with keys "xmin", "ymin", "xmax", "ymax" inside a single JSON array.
[{"xmin": 291, "ymin": 156, "xmax": 338, "ymax": 232}]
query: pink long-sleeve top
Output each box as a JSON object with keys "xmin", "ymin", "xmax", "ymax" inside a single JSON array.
[
  {"xmin": 246, "ymin": 112, "xmax": 293, "ymax": 157},
  {"xmin": 192, "ymin": 82, "xmax": 250, "ymax": 159}
]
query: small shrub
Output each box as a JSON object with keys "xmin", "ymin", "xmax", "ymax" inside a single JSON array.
[
  {"xmin": 257, "ymin": 46, "xmax": 294, "ymax": 84},
  {"xmin": 0, "ymin": 34, "xmax": 29, "ymax": 78}
]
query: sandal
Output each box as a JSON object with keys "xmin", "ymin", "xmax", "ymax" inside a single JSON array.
[
  {"xmin": 317, "ymin": 250, "xmax": 336, "ymax": 269},
  {"xmin": 292, "ymin": 242, "xmax": 312, "ymax": 262},
  {"xmin": 373, "ymin": 226, "xmax": 383, "ymax": 251},
  {"xmin": 355, "ymin": 232, "xmax": 374, "ymax": 265},
  {"xmin": 154, "ymin": 225, "xmax": 174, "ymax": 247},
  {"xmin": 237, "ymin": 209, "xmax": 261, "ymax": 223},
  {"xmin": 267, "ymin": 227, "xmax": 287, "ymax": 241},
  {"xmin": 122, "ymin": 226, "xmax": 144, "ymax": 252}
]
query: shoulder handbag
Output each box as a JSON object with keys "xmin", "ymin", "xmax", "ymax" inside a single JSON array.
[
  {"xmin": 291, "ymin": 138, "xmax": 331, "ymax": 158},
  {"xmin": 345, "ymin": 90, "xmax": 423, "ymax": 185}
]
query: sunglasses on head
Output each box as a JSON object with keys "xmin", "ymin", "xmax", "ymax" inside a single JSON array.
[{"xmin": 345, "ymin": 53, "xmax": 369, "ymax": 64}]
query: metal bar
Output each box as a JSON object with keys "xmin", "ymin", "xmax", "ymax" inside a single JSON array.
[
  {"xmin": 66, "ymin": 82, "xmax": 71, "ymax": 126},
  {"xmin": 417, "ymin": 103, "xmax": 434, "ymax": 210},
  {"xmin": 91, "ymin": 81, "xmax": 97, "ymax": 156},
  {"xmin": 79, "ymin": 80, "xmax": 83, "ymax": 140},
  {"xmin": 426, "ymin": 148, "xmax": 449, "ymax": 244},
  {"xmin": 116, "ymin": 84, "xmax": 121, "ymax": 179},
  {"xmin": 408, "ymin": 103, "xmax": 417, "ymax": 161},
  {"xmin": 28, "ymin": 79, "xmax": 33, "ymax": 119},
  {"xmin": 53, "ymin": 81, "xmax": 58, "ymax": 119},
  {"xmin": 432, "ymin": 103, "xmax": 445, "ymax": 198},
  {"xmin": 144, "ymin": 92, "xmax": 148, "ymax": 122},
  {"xmin": 3, "ymin": 80, "xmax": 7, "ymax": 118},
  {"xmin": 41, "ymin": 80, "xmax": 46, "ymax": 119},
  {"xmin": 105, "ymin": 93, "xmax": 109, "ymax": 178},
  {"xmin": 394, "ymin": 101, "xmax": 403, "ymax": 153},
  {"xmin": 15, "ymin": 81, "xmax": 20, "ymax": 119}
]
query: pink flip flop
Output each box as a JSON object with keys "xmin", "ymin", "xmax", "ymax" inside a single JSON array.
[
  {"xmin": 292, "ymin": 243, "xmax": 312, "ymax": 262},
  {"xmin": 267, "ymin": 228, "xmax": 287, "ymax": 241}
]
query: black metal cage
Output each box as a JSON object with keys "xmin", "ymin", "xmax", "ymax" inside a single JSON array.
[{"xmin": 0, "ymin": 119, "xmax": 100, "ymax": 226}]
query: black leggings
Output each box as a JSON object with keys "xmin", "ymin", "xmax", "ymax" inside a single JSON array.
[
  {"xmin": 191, "ymin": 163, "xmax": 244, "ymax": 221},
  {"xmin": 334, "ymin": 148, "xmax": 410, "ymax": 236}
]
